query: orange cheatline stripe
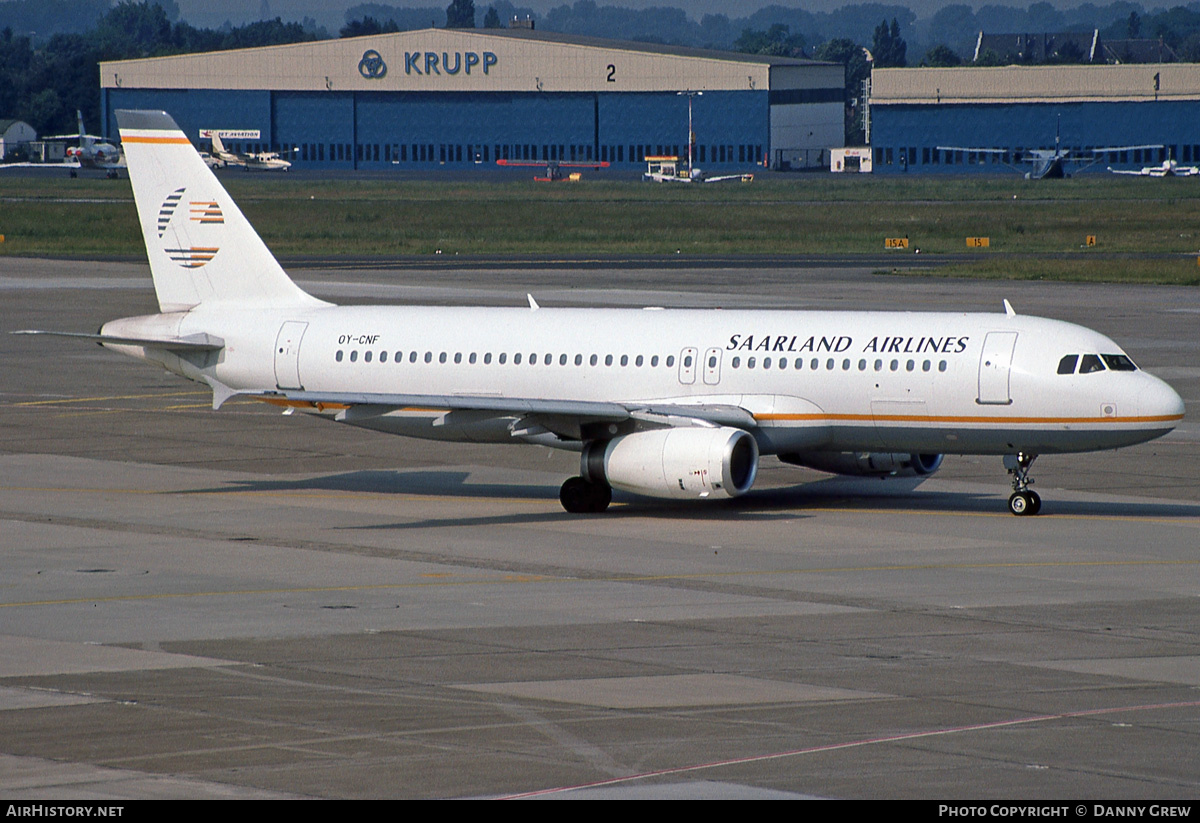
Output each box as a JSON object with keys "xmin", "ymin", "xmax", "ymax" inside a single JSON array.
[
  {"xmin": 754, "ymin": 413, "xmax": 1184, "ymax": 425},
  {"xmin": 121, "ymin": 135, "xmax": 192, "ymax": 144},
  {"xmin": 245, "ymin": 398, "xmax": 1182, "ymax": 427}
]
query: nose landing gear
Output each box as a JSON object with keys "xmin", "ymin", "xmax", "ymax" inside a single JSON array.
[{"xmin": 1004, "ymin": 452, "xmax": 1041, "ymax": 516}]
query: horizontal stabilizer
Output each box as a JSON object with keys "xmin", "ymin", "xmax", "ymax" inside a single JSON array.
[{"xmin": 13, "ymin": 330, "xmax": 225, "ymax": 352}]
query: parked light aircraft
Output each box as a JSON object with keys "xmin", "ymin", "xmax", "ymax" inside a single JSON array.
[
  {"xmin": 210, "ymin": 133, "xmax": 292, "ymax": 171},
  {"xmin": 496, "ymin": 158, "xmax": 610, "ymax": 182},
  {"xmin": 642, "ymin": 155, "xmax": 753, "ymax": 184},
  {"xmin": 19, "ymin": 110, "xmax": 1185, "ymax": 516},
  {"xmin": 1108, "ymin": 156, "xmax": 1200, "ymax": 177},
  {"xmin": 939, "ymin": 119, "xmax": 1160, "ymax": 180}
]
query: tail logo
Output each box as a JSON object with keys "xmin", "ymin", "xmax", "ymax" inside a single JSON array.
[
  {"xmin": 157, "ymin": 188, "xmax": 184, "ymax": 237},
  {"xmin": 157, "ymin": 186, "xmax": 221, "ymax": 268}
]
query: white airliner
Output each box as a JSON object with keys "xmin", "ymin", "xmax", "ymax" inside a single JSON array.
[{"xmin": 20, "ymin": 110, "xmax": 1186, "ymax": 516}]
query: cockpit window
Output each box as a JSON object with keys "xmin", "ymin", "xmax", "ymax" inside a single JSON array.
[
  {"xmin": 1057, "ymin": 355, "xmax": 1078, "ymax": 375},
  {"xmin": 1102, "ymin": 354, "xmax": 1138, "ymax": 372},
  {"xmin": 1078, "ymin": 354, "xmax": 1106, "ymax": 374}
]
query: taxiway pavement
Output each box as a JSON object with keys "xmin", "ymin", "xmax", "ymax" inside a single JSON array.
[{"xmin": 1, "ymin": 257, "xmax": 1197, "ymax": 798}]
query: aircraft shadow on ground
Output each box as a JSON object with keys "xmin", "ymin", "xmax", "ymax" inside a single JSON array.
[{"xmin": 183, "ymin": 470, "xmax": 1200, "ymax": 529}]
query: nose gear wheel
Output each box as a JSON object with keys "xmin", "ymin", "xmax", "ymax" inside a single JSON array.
[{"xmin": 1004, "ymin": 453, "xmax": 1041, "ymax": 516}]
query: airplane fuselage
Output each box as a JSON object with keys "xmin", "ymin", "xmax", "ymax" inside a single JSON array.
[{"xmin": 103, "ymin": 305, "xmax": 1183, "ymax": 458}]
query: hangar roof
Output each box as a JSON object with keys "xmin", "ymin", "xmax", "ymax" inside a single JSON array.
[
  {"xmin": 871, "ymin": 63, "xmax": 1200, "ymax": 104},
  {"xmin": 101, "ymin": 27, "xmax": 834, "ymax": 94}
]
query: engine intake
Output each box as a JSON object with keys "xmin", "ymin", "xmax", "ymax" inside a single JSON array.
[{"xmin": 582, "ymin": 426, "xmax": 759, "ymax": 500}]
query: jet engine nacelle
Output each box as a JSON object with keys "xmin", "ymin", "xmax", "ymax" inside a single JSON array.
[
  {"xmin": 581, "ymin": 426, "xmax": 759, "ymax": 500},
  {"xmin": 780, "ymin": 451, "xmax": 944, "ymax": 478}
]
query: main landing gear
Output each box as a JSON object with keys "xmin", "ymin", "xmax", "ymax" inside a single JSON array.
[
  {"xmin": 559, "ymin": 476, "xmax": 612, "ymax": 514},
  {"xmin": 1004, "ymin": 452, "xmax": 1041, "ymax": 516}
]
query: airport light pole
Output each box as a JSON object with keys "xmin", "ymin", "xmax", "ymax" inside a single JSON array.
[{"xmin": 678, "ymin": 90, "xmax": 702, "ymax": 176}]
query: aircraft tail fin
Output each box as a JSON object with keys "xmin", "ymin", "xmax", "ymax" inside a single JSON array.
[
  {"xmin": 210, "ymin": 132, "xmax": 226, "ymax": 155},
  {"xmin": 116, "ymin": 109, "xmax": 326, "ymax": 313}
]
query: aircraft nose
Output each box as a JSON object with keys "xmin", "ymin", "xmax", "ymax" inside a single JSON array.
[{"xmin": 1138, "ymin": 375, "xmax": 1185, "ymax": 426}]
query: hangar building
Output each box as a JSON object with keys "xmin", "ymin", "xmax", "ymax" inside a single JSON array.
[
  {"xmin": 868, "ymin": 63, "xmax": 1200, "ymax": 174},
  {"xmin": 100, "ymin": 28, "xmax": 844, "ymax": 171}
]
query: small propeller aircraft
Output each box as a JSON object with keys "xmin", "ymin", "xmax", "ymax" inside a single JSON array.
[
  {"xmin": 496, "ymin": 158, "xmax": 610, "ymax": 182},
  {"xmin": 641, "ymin": 155, "xmax": 754, "ymax": 184},
  {"xmin": 1108, "ymin": 154, "xmax": 1200, "ymax": 177},
  {"xmin": 939, "ymin": 117, "xmax": 1161, "ymax": 179},
  {"xmin": 210, "ymin": 133, "xmax": 293, "ymax": 171}
]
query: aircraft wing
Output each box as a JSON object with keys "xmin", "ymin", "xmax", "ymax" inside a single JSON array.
[
  {"xmin": 247, "ymin": 388, "xmax": 758, "ymax": 433},
  {"xmin": 935, "ymin": 146, "xmax": 1007, "ymax": 154},
  {"xmin": 0, "ymin": 161, "xmax": 83, "ymax": 171},
  {"xmin": 1090, "ymin": 143, "xmax": 1163, "ymax": 154},
  {"xmin": 1107, "ymin": 167, "xmax": 1147, "ymax": 176}
]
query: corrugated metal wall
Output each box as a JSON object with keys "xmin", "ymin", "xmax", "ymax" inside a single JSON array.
[
  {"xmin": 870, "ymin": 100, "xmax": 1200, "ymax": 174},
  {"xmin": 105, "ymin": 88, "xmax": 771, "ymax": 168}
]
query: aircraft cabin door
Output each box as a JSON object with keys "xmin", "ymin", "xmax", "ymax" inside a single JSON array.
[
  {"xmin": 702, "ymin": 347, "xmax": 722, "ymax": 385},
  {"xmin": 977, "ymin": 331, "xmax": 1017, "ymax": 405},
  {"xmin": 274, "ymin": 321, "xmax": 308, "ymax": 391},
  {"xmin": 678, "ymin": 347, "xmax": 698, "ymax": 385}
]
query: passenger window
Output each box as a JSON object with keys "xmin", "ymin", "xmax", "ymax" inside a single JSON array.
[
  {"xmin": 1079, "ymin": 354, "xmax": 1106, "ymax": 374},
  {"xmin": 590, "ymin": 354, "xmax": 598, "ymax": 366},
  {"xmin": 575, "ymin": 354, "xmax": 583, "ymax": 366},
  {"xmin": 439, "ymin": 352, "xmax": 447, "ymax": 364},
  {"xmin": 858, "ymin": 359, "xmax": 867, "ymax": 371},
  {"xmin": 842, "ymin": 359, "xmax": 851, "ymax": 370},
  {"xmin": 469, "ymin": 352, "xmax": 477, "ymax": 364},
  {"xmin": 620, "ymin": 355, "xmax": 628, "ymax": 366},
  {"xmin": 810, "ymin": 359, "xmax": 818, "ymax": 370},
  {"xmin": 514, "ymin": 353, "xmax": 523, "ymax": 365},
  {"xmin": 605, "ymin": 354, "xmax": 613, "ymax": 366},
  {"xmin": 335, "ymin": 350, "xmax": 343, "ymax": 362},
  {"xmin": 666, "ymin": 355, "xmax": 675, "ymax": 367},
  {"xmin": 484, "ymin": 353, "xmax": 492, "ymax": 364},
  {"xmin": 379, "ymin": 351, "xmax": 387, "ymax": 363},
  {"xmin": 748, "ymin": 357, "xmax": 756, "ymax": 369},
  {"xmin": 1057, "ymin": 355, "xmax": 1078, "ymax": 375},
  {"xmin": 732, "ymin": 357, "xmax": 740, "ymax": 368},
  {"xmin": 874, "ymin": 359, "xmax": 882, "ymax": 371},
  {"xmin": 1102, "ymin": 354, "xmax": 1138, "ymax": 371},
  {"xmin": 651, "ymin": 355, "xmax": 659, "ymax": 367},
  {"xmin": 683, "ymin": 355, "xmax": 693, "ymax": 367},
  {"xmin": 906, "ymin": 359, "xmax": 914, "ymax": 372},
  {"xmin": 938, "ymin": 360, "xmax": 947, "ymax": 372},
  {"xmin": 763, "ymin": 357, "xmax": 771, "ymax": 369},
  {"xmin": 453, "ymin": 352, "xmax": 462, "ymax": 364},
  {"xmin": 795, "ymin": 358, "xmax": 803, "ymax": 370},
  {"xmin": 922, "ymin": 360, "xmax": 931, "ymax": 372},
  {"xmin": 364, "ymin": 351, "xmax": 372, "ymax": 363},
  {"xmin": 395, "ymin": 351, "xmax": 402, "ymax": 362},
  {"xmin": 499, "ymin": 353, "xmax": 507, "ymax": 364},
  {"xmin": 826, "ymin": 358, "xmax": 834, "ymax": 370},
  {"xmin": 890, "ymin": 360, "xmax": 898, "ymax": 371},
  {"xmin": 350, "ymin": 350, "xmax": 358, "ymax": 362},
  {"xmin": 637, "ymin": 355, "xmax": 645, "ymax": 367}
]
